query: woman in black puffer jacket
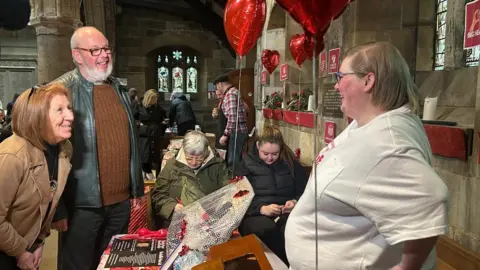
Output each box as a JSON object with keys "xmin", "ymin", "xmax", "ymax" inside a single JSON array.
[{"xmin": 234, "ymin": 126, "xmax": 308, "ymax": 265}]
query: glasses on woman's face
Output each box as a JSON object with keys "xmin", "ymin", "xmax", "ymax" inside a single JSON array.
[
  {"xmin": 334, "ymin": 72, "xmax": 357, "ymax": 83},
  {"xmin": 185, "ymin": 154, "xmax": 206, "ymax": 163},
  {"xmin": 75, "ymin": 47, "xmax": 113, "ymax": 57}
]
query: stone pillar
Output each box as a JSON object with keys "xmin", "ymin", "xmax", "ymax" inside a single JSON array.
[
  {"xmin": 444, "ymin": 0, "xmax": 468, "ymax": 70},
  {"xmin": 30, "ymin": 0, "xmax": 82, "ymax": 83}
]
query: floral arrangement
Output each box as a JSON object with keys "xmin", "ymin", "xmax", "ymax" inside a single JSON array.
[
  {"xmin": 287, "ymin": 88, "xmax": 313, "ymax": 111},
  {"xmin": 263, "ymin": 91, "xmax": 283, "ymax": 109}
]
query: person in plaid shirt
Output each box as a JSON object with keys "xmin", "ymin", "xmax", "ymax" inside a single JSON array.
[{"xmin": 213, "ymin": 74, "xmax": 248, "ymax": 169}]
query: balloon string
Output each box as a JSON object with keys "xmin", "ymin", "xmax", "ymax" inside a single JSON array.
[
  {"xmin": 232, "ymin": 58, "xmax": 243, "ymax": 176},
  {"xmin": 312, "ymin": 37, "xmax": 319, "ymax": 270}
]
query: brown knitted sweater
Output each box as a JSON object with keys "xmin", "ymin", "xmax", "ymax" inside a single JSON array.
[{"xmin": 93, "ymin": 84, "xmax": 130, "ymax": 206}]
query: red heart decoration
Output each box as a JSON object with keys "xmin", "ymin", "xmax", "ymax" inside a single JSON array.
[
  {"xmin": 290, "ymin": 33, "xmax": 325, "ymax": 66},
  {"xmin": 276, "ymin": 0, "xmax": 352, "ymax": 36},
  {"xmin": 224, "ymin": 0, "xmax": 266, "ymax": 57},
  {"xmin": 290, "ymin": 34, "xmax": 309, "ymax": 66},
  {"xmin": 261, "ymin": 49, "xmax": 280, "ymax": 74}
]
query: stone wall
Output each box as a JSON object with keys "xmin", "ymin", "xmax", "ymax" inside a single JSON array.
[
  {"xmin": 115, "ymin": 6, "xmax": 236, "ymax": 133},
  {"xmin": 0, "ymin": 27, "xmax": 38, "ymax": 109},
  {"xmin": 255, "ymin": 0, "xmax": 480, "ymax": 253}
]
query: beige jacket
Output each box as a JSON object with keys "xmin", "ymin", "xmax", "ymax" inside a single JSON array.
[{"xmin": 0, "ymin": 134, "xmax": 72, "ymax": 256}]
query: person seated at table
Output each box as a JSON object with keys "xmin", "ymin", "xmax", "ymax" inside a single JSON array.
[
  {"xmin": 0, "ymin": 84, "xmax": 74, "ymax": 269},
  {"xmin": 151, "ymin": 131, "xmax": 230, "ymax": 227},
  {"xmin": 234, "ymin": 126, "xmax": 308, "ymax": 265}
]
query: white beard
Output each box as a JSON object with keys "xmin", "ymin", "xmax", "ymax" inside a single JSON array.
[{"xmin": 82, "ymin": 63, "xmax": 113, "ymax": 83}]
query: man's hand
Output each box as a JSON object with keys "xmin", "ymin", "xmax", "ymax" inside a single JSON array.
[
  {"xmin": 282, "ymin": 200, "xmax": 297, "ymax": 214},
  {"xmin": 260, "ymin": 204, "xmax": 283, "ymax": 217},
  {"xmin": 51, "ymin": 219, "xmax": 68, "ymax": 232},
  {"xmin": 212, "ymin": 108, "xmax": 218, "ymax": 119},
  {"xmin": 32, "ymin": 245, "xmax": 44, "ymax": 269},
  {"xmin": 16, "ymin": 251, "xmax": 35, "ymax": 270},
  {"xmin": 219, "ymin": 135, "xmax": 228, "ymax": 146}
]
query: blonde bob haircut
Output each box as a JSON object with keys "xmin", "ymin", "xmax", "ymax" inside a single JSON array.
[
  {"xmin": 12, "ymin": 83, "xmax": 71, "ymax": 150},
  {"xmin": 344, "ymin": 41, "xmax": 420, "ymax": 114},
  {"xmin": 143, "ymin": 89, "xmax": 158, "ymax": 108}
]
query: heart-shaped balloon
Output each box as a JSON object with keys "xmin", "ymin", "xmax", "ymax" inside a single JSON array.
[
  {"xmin": 289, "ymin": 33, "xmax": 325, "ymax": 66},
  {"xmin": 224, "ymin": 0, "xmax": 266, "ymax": 57},
  {"xmin": 262, "ymin": 49, "xmax": 280, "ymax": 74},
  {"xmin": 290, "ymin": 34, "xmax": 309, "ymax": 66},
  {"xmin": 276, "ymin": 0, "xmax": 352, "ymax": 36}
]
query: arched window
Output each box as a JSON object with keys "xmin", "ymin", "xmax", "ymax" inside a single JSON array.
[
  {"xmin": 156, "ymin": 47, "xmax": 199, "ymax": 93},
  {"xmin": 434, "ymin": 0, "xmax": 447, "ymax": 70}
]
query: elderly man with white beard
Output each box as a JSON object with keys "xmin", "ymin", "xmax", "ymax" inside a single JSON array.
[{"xmin": 51, "ymin": 26, "xmax": 144, "ymax": 270}]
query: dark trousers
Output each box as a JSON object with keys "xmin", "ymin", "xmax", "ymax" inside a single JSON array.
[
  {"xmin": 0, "ymin": 252, "xmax": 19, "ymax": 270},
  {"xmin": 60, "ymin": 199, "xmax": 130, "ymax": 270},
  {"xmin": 227, "ymin": 132, "xmax": 247, "ymax": 169},
  {"xmin": 142, "ymin": 163, "xmax": 152, "ymax": 174},
  {"xmin": 177, "ymin": 120, "xmax": 195, "ymax": 136},
  {"xmin": 239, "ymin": 215, "xmax": 289, "ymax": 266}
]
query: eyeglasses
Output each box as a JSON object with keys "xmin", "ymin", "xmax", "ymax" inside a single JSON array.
[
  {"xmin": 185, "ymin": 154, "xmax": 206, "ymax": 163},
  {"xmin": 27, "ymin": 84, "xmax": 46, "ymax": 103},
  {"xmin": 75, "ymin": 47, "xmax": 113, "ymax": 56},
  {"xmin": 334, "ymin": 72, "xmax": 357, "ymax": 83}
]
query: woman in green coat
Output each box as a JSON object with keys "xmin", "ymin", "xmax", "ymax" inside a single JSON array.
[{"xmin": 152, "ymin": 131, "xmax": 230, "ymax": 227}]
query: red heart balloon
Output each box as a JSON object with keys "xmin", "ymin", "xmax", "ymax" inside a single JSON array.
[
  {"xmin": 290, "ymin": 34, "xmax": 309, "ymax": 66},
  {"xmin": 262, "ymin": 49, "xmax": 280, "ymax": 74},
  {"xmin": 224, "ymin": 0, "xmax": 266, "ymax": 57},
  {"xmin": 289, "ymin": 33, "xmax": 325, "ymax": 66},
  {"xmin": 276, "ymin": 0, "xmax": 352, "ymax": 36}
]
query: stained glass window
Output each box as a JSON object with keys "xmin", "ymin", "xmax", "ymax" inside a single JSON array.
[
  {"xmin": 156, "ymin": 47, "xmax": 199, "ymax": 93},
  {"xmin": 158, "ymin": 67, "xmax": 169, "ymax": 92},
  {"xmin": 172, "ymin": 67, "xmax": 183, "ymax": 92},
  {"xmin": 434, "ymin": 0, "xmax": 447, "ymax": 70},
  {"xmin": 186, "ymin": 67, "xmax": 198, "ymax": 93},
  {"xmin": 173, "ymin": 50, "xmax": 182, "ymax": 60}
]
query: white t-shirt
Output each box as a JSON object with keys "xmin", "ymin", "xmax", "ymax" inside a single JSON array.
[{"xmin": 284, "ymin": 106, "xmax": 448, "ymax": 270}]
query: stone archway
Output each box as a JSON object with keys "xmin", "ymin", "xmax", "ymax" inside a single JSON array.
[{"xmin": 140, "ymin": 33, "xmax": 215, "ymax": 58}]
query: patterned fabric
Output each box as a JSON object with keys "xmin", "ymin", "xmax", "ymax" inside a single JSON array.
[
  {"xmin": 128, "ymin": 186, "xmax": 151, "ymax": 234},
  {"xmin": 220, "ymin": 88, "xmax": 248, "ymax": 136}
]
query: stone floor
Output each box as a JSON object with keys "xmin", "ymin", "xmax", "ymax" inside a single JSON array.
[{"xmin": 40, "ymin": 230, "xmax": 58, "ymax": 270}]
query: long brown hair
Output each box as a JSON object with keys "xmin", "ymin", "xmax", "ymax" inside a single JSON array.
[
  {"xmin": 12, "ymin": 84, "xmax": 70, "ymax": 150},
  {"xmin": 257, "ymin": 126, "xmax": 296, "ymax": 171}
]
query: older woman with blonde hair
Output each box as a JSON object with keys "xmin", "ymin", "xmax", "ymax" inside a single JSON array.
[
  {"xmin": 0, "ymin": 84, "xmax": 74, "ymax": 269},
  {"xmin": 137, "ymin": 89, "xmax": 166, "ymax": 180},
  {"xmin": 285, "ymin": 41, "xmax": 448, "ymax": 270},
  {"xmin": 151, "ymin": 131, "xmax": 229, "ymax": 227}
]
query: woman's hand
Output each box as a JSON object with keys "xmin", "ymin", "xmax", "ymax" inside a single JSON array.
[
  {"xmin": 260, "ymin": 204, "xmax": 283, "ymax": 217},
  {"xmin": 282, "ymin": 200, "xmax": 297, "ymax": 214},
  {"xmin": 175, "ymin": 203, "xmax": 184, "ymax": 212},
  {"xmin": 33, "ymin": 245, "xmax": 44, "ymax": 269},
  {"xmin": 51, "ymin": 219, "xmax": 68, "ymax": 232},
  {"xmin": 16, "ymin": 251, "xmax": 35, "ymax": 270}
]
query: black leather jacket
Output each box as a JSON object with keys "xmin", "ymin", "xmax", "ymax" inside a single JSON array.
[{"xmin": 53, "ymin": 69, "xmax": 144, "ymax": 208}]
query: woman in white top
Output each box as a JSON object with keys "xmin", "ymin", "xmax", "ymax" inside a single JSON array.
[{"xmin": 284, "ymin": 41, "xmax": 448, "ymax": 270}]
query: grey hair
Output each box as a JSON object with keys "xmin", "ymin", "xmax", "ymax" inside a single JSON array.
[{"xmin": 183, "ymin": 131, "xmax": 209, "ymax": 156}]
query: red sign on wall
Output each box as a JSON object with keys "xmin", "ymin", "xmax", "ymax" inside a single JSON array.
[
  {"xmin": 324, "ymin": 121, "xmax": 336, "ymax": 143},
  {"xmin": 465, "ymin": 0, "xmax": 480, "ymax": 49},
  {"xmin": 319, "ymin": 52, "xmax": 326, "ymax": 76},
  {"xmin": 280, "ymin": 63, "xmax": 288, "ymax": 81},
  {"xmin": 261, "ymin": 71, "xmax": 268, "ymax": 85},
  {"xmin": 328, "ymin": 48, "xmax": 340, "ymax": 74}
]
